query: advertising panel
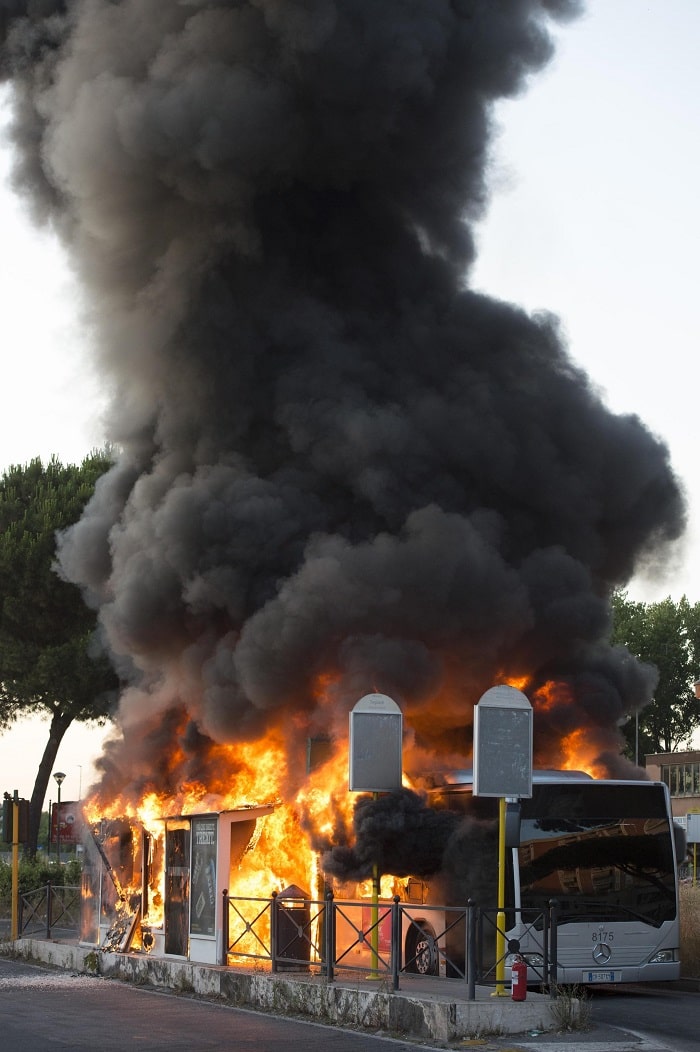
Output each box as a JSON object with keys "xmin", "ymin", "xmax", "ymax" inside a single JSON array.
[
  {"xmin": 51, "ymin": 800, "xmax": 83, "ymax": 846},
  {"xmin": 190, "ymin": 816, "xmax": 217, "ymax": 937}
]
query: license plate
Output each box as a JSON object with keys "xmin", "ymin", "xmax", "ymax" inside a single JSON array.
[{"xmin": 584, "ymin": 970, "xmax": 620, "ymax": 983}]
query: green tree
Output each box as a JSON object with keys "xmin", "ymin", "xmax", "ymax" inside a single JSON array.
[
  {"xmin": 0, "ymin": 454, "xmax": 118, "ymax": 857},
  {"xmin": 612, "ymin": 591, "xmax": 700, "ymax": 756}
]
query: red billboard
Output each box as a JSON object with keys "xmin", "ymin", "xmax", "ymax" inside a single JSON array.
[{"xmin": 51, "ymin": 801, "xmax": 83, "ymax": 847}]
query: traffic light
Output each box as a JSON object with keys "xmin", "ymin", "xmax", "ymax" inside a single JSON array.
[{"xmin": 2, "ymin": 794, "xmax": 30, "ymax": 843}]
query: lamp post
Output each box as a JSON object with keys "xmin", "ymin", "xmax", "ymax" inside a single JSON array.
[{"xmin": 53, "ymin": 772, "xmax": 65, "ymax": 863}]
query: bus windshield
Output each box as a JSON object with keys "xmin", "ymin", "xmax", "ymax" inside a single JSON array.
[{"xmin": 518, "ymin": 783, "xmax": 677, "ymax": 928}]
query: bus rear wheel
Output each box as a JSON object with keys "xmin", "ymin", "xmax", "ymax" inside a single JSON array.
[{"xmin": 405, "ymin": 922, "xmax": 439, "ymax": 976}]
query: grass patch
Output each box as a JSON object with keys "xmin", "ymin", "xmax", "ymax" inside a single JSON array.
[
  {"xmin": 548, "ymin": 984, "xmax": 591, "ymax": 1032},
  {"xmin": 680, "ymin": 882, "xmax": 700, "ymax": 977}
]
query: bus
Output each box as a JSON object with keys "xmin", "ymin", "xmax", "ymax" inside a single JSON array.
[{"xmin": 417, "ymin": 769, "xmax": 684, "ymax": 985}]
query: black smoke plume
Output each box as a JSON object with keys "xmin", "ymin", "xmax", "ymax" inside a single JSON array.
[
  {"xmin": 0, "ymin": 2, "xmax": 685, "ymax": 804},
  {"xmin": 321, "ymin": 788, "xmax": 498, "ymax": 910},
  {"xmin": 322, "ymin": 788, "xmax": 460, "ymax": 882}
]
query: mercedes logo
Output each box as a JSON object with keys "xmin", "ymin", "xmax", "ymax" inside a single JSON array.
[{"xmin": 593, "ymin": 942, "xmax": 612, "ymax": 964}]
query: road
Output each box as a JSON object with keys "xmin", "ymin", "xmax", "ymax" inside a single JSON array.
[
  {"xmin": 494, "ymin": 983, "xmax": 700, "ymax": 1052},
  {"xmin": 588, "ymin": 983, "xmax": 700, "ymax": 1052},
  {"xmin": 0, "ymin": 957, "xmax": 445, "ymax": 1052}
]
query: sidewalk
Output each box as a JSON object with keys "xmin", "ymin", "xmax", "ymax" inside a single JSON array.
[{"xmin": 7, "ymin": 933, "xmax": 580, "ymax": 1045}]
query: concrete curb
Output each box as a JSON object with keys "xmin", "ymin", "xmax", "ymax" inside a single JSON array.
[{"xmin": 7, "ymin": 937, "xmax": 576, "ymax": 1044}]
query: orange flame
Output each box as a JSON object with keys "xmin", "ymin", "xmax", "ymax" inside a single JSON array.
[
  {"xmin": 83, "ymin": 672, "xmax": 622, "ymax": 945},
  {"xmin": 531, "ymin": 679, "xmax": 612, "ymax": 777},
  {"xmin": 83, "ymin": 678, "xmax": 360, "ymax": 935}
]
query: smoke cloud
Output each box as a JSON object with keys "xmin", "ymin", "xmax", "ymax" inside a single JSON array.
[
  {"xmin": 322, "ymin": 788, "xmax": 460, "ymax": 882},
  {"xmin": 321, "ymin": 788, "xmax": 498, "ymax": 915},
  {"xmin": 0, "ymin": 1, "xmax": 685, "ymax": 801}
]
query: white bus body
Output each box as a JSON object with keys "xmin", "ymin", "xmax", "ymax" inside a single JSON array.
[{"xmin": 427, "ymin": 770, "xmax": 682, "ymax": 985}]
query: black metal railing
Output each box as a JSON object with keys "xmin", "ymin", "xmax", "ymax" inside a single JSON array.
[
  {"xmin": 18, "ymin": 883, "xmax": 80, "ymax": 939},
  {"xmin": 473, "ymin": 904, "xmax": 557, "ymax": 990},
  {"xmin": 221, "ymin": 889, "xmax": 560, "ymax": 997}
]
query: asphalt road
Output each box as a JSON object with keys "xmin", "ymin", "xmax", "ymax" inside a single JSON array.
[
  {"xmin": 490, "ymin": 982, "xmax": 700, "ymax": 1052},
  {"xmin": 0, "ymin": 957, "xmax": 445, "ymax": 1052},
  {"xmin": 587, "ymin": 983, "xmax": 700, "ymax": 1052}
]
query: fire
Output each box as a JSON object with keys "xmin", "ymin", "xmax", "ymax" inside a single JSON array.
[
  {"xmin": 82, "ymin": 671, "xmax": 624, "ymax": 957},
  {"xmin": 82, "ymin": 678, "xmax": 361, "ymax": 946},
  {"xmin": 532, "ymin": 679, "xmax": 569, "ymax": 714},
  {"xmin": 505, "ymin": 675, "xmax": 531, "ymax": 692},
  {"xmin": 86, "ymin": 732, "xmax": 288, "ymax": 826},
  {"xmin": 531, "ymin": 679, "xmax": 611, "ymax": 778},
  {"xmin": 559, "ymin": 728, "xmax": 608, "ymax": 779}
]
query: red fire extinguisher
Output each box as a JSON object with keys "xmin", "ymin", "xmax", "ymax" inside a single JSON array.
[{"xmin": 511, "ymin": 954, "xmax": 527, "ymax": 1001}]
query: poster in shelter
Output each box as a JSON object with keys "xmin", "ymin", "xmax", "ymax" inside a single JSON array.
[{"xmin": 191, "ymin": 816, "xmax": 217, "ymax": 937}]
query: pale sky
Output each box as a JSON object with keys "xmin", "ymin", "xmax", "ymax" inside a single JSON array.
[
  {"xmin": 472, "ymin": 0, "xmax": 700, "ymax": 603},
  {"xmin": 0, "ymin": 0, "xmax": 698, "ymax": 803}
]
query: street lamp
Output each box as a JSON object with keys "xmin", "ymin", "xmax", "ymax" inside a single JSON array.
[{"xmin": 53, "ymin": 772, "xmax": 65, "ymax": 863}]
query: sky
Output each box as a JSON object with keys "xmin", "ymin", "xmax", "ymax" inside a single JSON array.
[{"xmin": 0, "ymin": 0, "xmax": 698, "ymax": 804}]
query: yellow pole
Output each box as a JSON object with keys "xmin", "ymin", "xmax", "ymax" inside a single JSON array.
[
  {"xmin": 492, "ymin": 796, "xmax": 508, "ymax": 996},
  {"xmin": 370, "ymin": 861, "xmax": 380, "ymax": 973},
  {"xmin": 11, "ymin": 793, "xmax": 19, "ymax": 941},
  {"xmin": 368, "ymin": 792, "xmax": 380, "ymax": 977}
]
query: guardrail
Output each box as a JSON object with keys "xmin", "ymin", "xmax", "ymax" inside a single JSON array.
[
  {"xmin": 18, "ymin": 882, "xmax": 80, "ymax": 939},
  {"xmin": 221, "ymin": 889, "xmax": 558, "ymax": 997}
]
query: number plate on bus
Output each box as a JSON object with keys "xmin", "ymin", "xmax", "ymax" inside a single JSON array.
[{"xmin": 584, "ymin": 970, "xmax": 620, "ymax": 983}]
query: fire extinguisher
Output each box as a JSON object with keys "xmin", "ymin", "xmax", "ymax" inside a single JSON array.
[{"xmin": 511, "ymin": 954, "xmax": 527, "ymax": 1001}]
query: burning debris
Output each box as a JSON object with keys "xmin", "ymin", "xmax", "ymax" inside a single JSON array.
[
  {"xmin": 80, "ymin": 818, "xmax": 142, "ymax": 952},
  {"xmin": 0, "ymin": 1, "xmax": 686, "ymax": 913}
]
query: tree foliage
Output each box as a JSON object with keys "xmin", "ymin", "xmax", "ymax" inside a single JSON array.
[
  {"xmin": 0, "ymin": 453, "xmax": 118, "ymax": 855},
  {"xmin": 611, "ymin": 591, "xmax": 700, "ymax": 757},
  {"xmin": 0, "ymin": 857, "xmax": 82, "ymax": 914}
]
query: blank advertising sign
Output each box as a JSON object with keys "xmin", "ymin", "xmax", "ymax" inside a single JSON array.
[
  {"xmin": 473, "ymin": 685, "xmax": 533, "ymax": 798},
  {"xmin": 687, "ymin": 813, "xmax": 700, "ymax": 844},
  {"xmin": 349, "ymin": 693, "xmax": 403, "ymax": 792}
]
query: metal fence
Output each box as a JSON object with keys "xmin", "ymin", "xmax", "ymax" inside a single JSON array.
[
  {"xmin": 221, "ymin": 888, "xmax": 559, "ymax": 998},
  {"xmin": 18, "ymin": 883, "xmax": 80, "ymax": 939},
  {"xmin": 470, "ymin": 903, "xmax": 558, "ymax": 991}
]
